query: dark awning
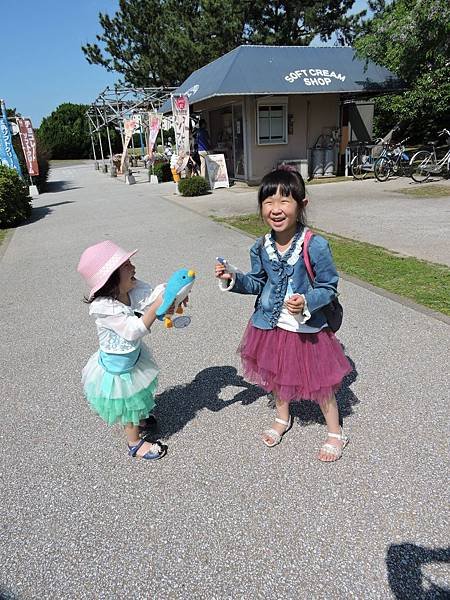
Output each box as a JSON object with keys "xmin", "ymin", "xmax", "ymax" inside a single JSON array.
[{"xmin": 160, "ymin": 45, "xmax": 402, "ymax": 113}]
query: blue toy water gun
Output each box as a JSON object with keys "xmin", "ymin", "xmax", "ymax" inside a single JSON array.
[{"xmin": 156, "ymin": 268, "xmax": 196, "ymax": 328}]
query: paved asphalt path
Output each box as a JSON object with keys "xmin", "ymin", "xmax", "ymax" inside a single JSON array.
[{"xmin": 1, "ymin": 165, "xmax": 449, "ymax": 599}]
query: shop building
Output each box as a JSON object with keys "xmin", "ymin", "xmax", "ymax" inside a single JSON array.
[{"xmin": 161, "ymin": 45, "xmax": 402, "ymax": 183}]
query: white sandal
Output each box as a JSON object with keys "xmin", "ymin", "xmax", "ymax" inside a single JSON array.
[
  {"xmin": 318, "ymin": 429, "xmax": 349, "ymax": 462},
  {"xmin": 262, "ymin": 416, "xmax": 292, "ymax": 447}
]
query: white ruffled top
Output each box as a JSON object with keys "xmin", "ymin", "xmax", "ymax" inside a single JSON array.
[
  {"xmin": 263, "ymin": 231, "xmax": 318, "ymax": 332},
  {"xmin": 89, "ymin": 279, "xmax": 164, "ymax": 354}
]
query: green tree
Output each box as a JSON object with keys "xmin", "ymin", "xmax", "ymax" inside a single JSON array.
[
  {"xmin": 355, "ymin": 0, "xmax": 450, "ymax": 141},
  {"xmin": 38, "ymin": 103, "xmax": 92, "ymax": 159},
  {"xmin": 37, "ymin": 103, "xmax": 122, "ymax": 160},
  {"xmin": 82, "ymin": 0, "xmax": 364, "ymax": 87}
]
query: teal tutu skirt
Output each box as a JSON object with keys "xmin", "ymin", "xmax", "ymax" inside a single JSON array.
[{"xmin": 82, "ymin": 344, "xmax": 159, "ymax": 426}]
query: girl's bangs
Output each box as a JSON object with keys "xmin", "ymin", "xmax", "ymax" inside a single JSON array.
[{"xmin": 259, "ymin": 175, "xmax": 296, "ymax": 203}]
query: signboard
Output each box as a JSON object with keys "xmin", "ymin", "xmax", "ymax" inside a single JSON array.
[
  {"xmin": 17, "ymin": 118, "xmax": 39, "ymax": 176},
  {"xmin": 284, "ymin": 68, "xmax": 346, "ymax": 87},
  {"xmin": 171, "ymin": 94, "xmax": 190, "ymax": 158},
  {"xmin": 205, "ymin": 154, "xmax": 229, "ymax": 189},
  {"xmin": 0, "ymin": 100, "xmax": 22, "ymax": 176}
]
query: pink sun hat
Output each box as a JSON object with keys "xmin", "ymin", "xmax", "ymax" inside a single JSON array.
[{"xmin": 77, "ymin": 240, "xmax": 138, "ymax": 299}]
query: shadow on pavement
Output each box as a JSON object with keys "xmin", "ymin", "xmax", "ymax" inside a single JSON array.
[
  {"xmin": 45, "ymin": 180, "xmax": 81, "ymax": 193},
  {"xmin": 153, "ymin": 365, "xmax": 266, "ymax": 440},
  {"xmin": 154, "ymin": 355, "xmax": 358, "ymax": 441},
  {"xmin": 0, "ymin": 584, "xmax": 18, "ymax": 599},
  {"xmin": 23, "ymin": 201, "xmax": 75, "ymax": 225},
  {"xmin": 386, "ymin": 543, "xmax": 450, "ymax": 599}
]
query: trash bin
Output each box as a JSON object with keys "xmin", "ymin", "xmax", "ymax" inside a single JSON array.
[
  {"xmin": 311, "ymin": 147, "xmax": 325, "ymax": 177},
  {"xmin": 324, "ymin": 147, "xmax": 336, "ymax": 176}
]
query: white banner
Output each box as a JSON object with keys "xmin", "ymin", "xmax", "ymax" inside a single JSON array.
[
  {"xmin": 120, "ymin": 117, "xmax": 139, "ymax": 174},
  {"xmin": 171, "ymin": 95, "xmax": 190, "ymax": 158},
  {"xmin": 147, "ymin": 113, "xmax": 162, "ymax": 157}
]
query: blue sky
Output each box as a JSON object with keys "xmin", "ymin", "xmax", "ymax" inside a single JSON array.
[{"xmin": 2, "ymin": 0, "xmax": 370, "ymax": 127}]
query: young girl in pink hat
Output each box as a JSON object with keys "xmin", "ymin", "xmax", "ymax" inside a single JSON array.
[{"xmin": 77, "ymin": 240, "xmax": 173, "ymax": 460}]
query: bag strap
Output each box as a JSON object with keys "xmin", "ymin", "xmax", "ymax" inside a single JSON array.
[{"xmin": 303, "ymin": 229, "xmax": 315, "ymax": 281}]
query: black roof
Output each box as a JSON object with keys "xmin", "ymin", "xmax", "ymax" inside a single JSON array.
[{"xmin": 160, "ymin": 45, "xmax": 402, "ymax": 112}]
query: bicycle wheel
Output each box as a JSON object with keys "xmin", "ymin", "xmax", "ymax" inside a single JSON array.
[
  {"xmin": 374, "ymin": 157, "xmax": 392, "ymax": 182},
  {"xmin": 397, "ymin": 157, "xmax": 411, "ymax": 177},
  {"xmin": 410, "ymin": 151, "xmax": 433, "ymax": 183},
  {"xmin": 351, "ymin": 155, "xmax": 368, "ymax": 180}
]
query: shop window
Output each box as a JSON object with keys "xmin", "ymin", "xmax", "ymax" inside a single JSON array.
[{"xmin": 257, "ymin": 99, "xmax": 288, "ymax": 145}]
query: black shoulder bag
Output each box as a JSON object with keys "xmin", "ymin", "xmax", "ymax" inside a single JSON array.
[{"xmin": 303, "ymin": 230, "xmax": 343, "ymax": 333}]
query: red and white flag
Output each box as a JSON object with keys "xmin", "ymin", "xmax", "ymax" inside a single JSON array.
[
  {"xmin": 147, "ymin": 113, "xmax": 162, "ymax": 157},
  {"xmin": 120, "ymin": 117, "xmax": 139, "ymax": 173},
  {"xmin": 171, "ymin": 95, "xmax": 190, "ymax": 158},
  {"xmin": 17, "ymin": 118, "xmax": 39, "ymax": 176}
]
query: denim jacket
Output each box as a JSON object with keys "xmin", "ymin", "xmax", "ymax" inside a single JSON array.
[{"xmin": 230, "ymin": 227, "xmax": 339, "ymax": 330}]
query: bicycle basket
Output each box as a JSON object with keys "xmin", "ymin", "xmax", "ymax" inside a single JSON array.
[{"xmin": 371, "ymin": 144, "xmax": 384, "ymax": 158}]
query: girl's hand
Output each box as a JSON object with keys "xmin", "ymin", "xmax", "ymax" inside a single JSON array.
[
  {"xmin": 285, "ymin": 293, "xmax": 305, "ymax": 315},
  {"xmin": 215, "ymin": 263, "xmax": 232, "ymax": 281},
  {"xmin": 165, "ymin": 295, "xmax": 189, "ymax": 315}
]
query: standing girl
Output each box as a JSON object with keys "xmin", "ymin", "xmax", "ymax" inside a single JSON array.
[
  {"xmin": 215, "ymin": 168, "xmax": 352, "ymax": 462},
  {"xmin": 77, "ymin": 240, "xmax": 168, "ymax": 460}
]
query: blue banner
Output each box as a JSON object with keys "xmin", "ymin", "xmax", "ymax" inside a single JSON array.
[{"xmin": 0, "ymin": 99, "xmax": 23, "ymax": 177}]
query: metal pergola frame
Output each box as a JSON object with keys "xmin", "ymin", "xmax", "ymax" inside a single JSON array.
[{"xmin": 86, "ymin": 85, "xmax": 175, "ymax": 172}]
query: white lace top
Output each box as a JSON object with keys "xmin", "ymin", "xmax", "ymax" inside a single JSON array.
[{"xmin": 89, "ymin": 279, "xmax": 164, "ymax": 354}]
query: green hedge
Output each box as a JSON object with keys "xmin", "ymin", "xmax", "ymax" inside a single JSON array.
[
  {"xmin": 178, "ymin": 176, "xmax": 209, "ymax": 197},
  {"xmin": 0, "ymin": 165, "xmax": 32, "ymax": 228},
  {"xmin": 152, "ymin": 161, "xmax": 173, "ymax": 182}
]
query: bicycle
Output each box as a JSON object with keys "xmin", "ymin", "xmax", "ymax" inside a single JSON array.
[
  {"xmin": 350, "ymin": 138, "xmax": 384, "ymax": 180},
  {"xmin": 373, "ymin": 138, "xmax": 410, "ymax": 182},
  {"xmin": 409, "ymin": 129, "xmax": 450, "ymax": 183}
]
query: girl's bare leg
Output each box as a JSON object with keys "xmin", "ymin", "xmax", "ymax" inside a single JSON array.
[
  {"xmin": 318, "ymin": 394, "xmax": 343, "ymax": 462},
  {"xmin": 262, "ymin": 394, "xmax": 290, "ymax": 445},
  {"xmin": 124, "ymin": 423, "xmax": 161, "ymax": 457}
]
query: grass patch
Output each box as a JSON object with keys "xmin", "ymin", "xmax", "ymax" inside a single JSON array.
[
  {"xmin": 214, "ymin": 213, "xmax": 450, "ymax": 316},
  {"xmin": 0, "ymin": 229, "xmax": 9, "ymax": 247},
  {"xmin": 393, "ymin": 184, "xmax": 450, "ymax": 198},
  {"xmin": 50, "ymin": 159, "xmax": 90, "ymax": 166},
  {"xmin": 307, "ymin": 176, "xmax": 353, "ymax": 185}
]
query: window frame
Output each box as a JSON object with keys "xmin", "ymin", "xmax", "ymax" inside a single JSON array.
[{"xmin": 256, "ymin": 97, "xmax": 288, "ymax": 146}]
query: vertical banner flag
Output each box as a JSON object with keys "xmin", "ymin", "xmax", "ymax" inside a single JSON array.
[
  {"xmin": 147, "ymin": 113, "xmax": 162, "ymax": 157},
  {"xmin": 17, "ymin": 118, "xmax": 39, "ymax": 176},
  {"xmin": 119, "ymin": 117, "xmax": 139, "ymax": 174},
  {"xmin": 0, "ymin": 100, "xmax": 23, "ymax": 176},
  {"xmin": 171, "ymin": 95, "xmax": 190, "ymax": 158}
]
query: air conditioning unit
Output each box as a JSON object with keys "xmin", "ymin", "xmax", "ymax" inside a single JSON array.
[{"xmin": 277, "ymin": 159, "xmax": 309, "ymax": 179}]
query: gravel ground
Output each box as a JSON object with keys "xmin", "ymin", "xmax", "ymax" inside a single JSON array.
[{"xmin": 1, "ymin": 165, "xmax": 449, "ymax": 599}]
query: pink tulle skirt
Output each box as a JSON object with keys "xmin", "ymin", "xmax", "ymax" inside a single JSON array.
[{"xmin": 238, "ymin": 323, "xmax": 352, "ymax": 404}]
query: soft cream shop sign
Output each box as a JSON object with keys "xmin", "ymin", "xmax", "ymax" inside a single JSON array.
[{"xmin": 284, "ymin": 68, "xmax": 346, "ymax": 86}]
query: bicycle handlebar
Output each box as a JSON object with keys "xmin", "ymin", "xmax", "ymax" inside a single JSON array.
[{"xmin": 438, "ymin": 129, "xmax": 450, "ymax": 137}]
